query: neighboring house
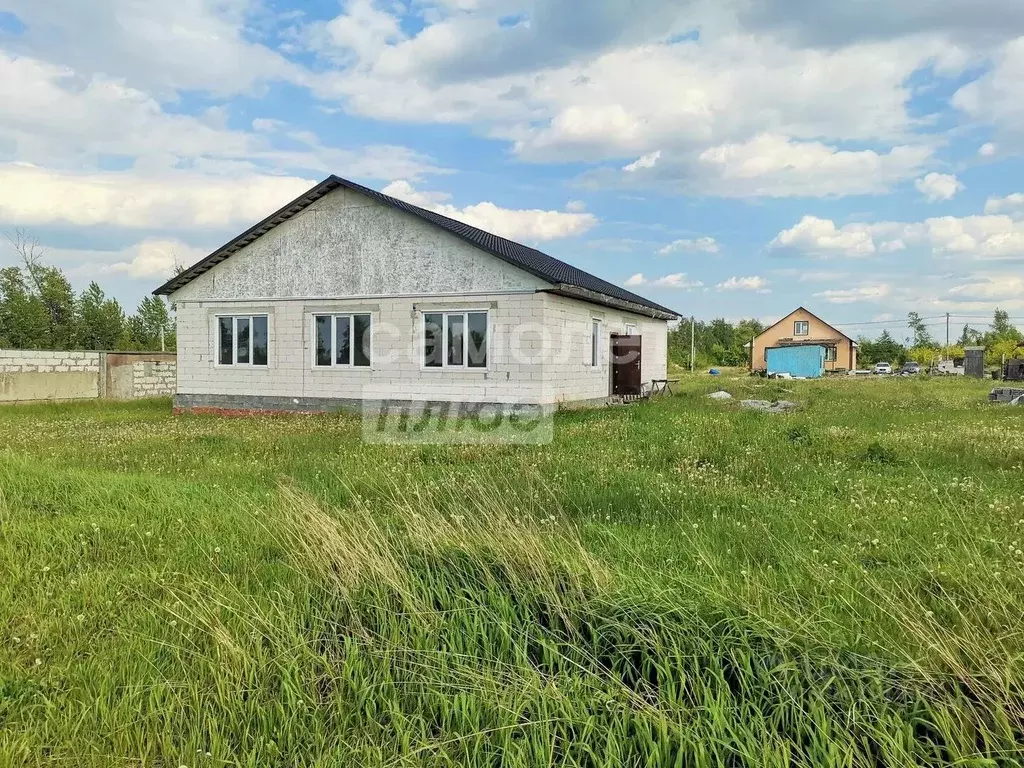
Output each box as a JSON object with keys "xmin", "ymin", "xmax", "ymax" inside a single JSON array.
[
  {"xmin": 748, "ymin": 307, "xmax": 857, "ymax": 374},
  {"xmin": 154, "ymin": 176, "xmax": 679, "ymax": 415}
]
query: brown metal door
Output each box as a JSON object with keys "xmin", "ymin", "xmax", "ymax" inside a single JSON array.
[{"xmin": 611, "ymin": 333, "xmax": 642, "ymax": 395}]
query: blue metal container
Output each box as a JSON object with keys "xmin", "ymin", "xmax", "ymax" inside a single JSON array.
[{"xmin": 766, "ymin": 345, "xmax": 826, "ymax": 378}]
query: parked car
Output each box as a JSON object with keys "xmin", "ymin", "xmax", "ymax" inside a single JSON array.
[
  {"xmin": 900, "ymin": 361, "xmax": 922, "ymax": 375},
  {"xmin": 873, "ymin": 362, "xmax": 893, "ymax": 375}
]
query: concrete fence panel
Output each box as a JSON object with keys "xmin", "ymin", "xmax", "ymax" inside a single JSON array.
[{"xmin": 0, "ymin": 349, "xmax": 177, "ymax": 403}]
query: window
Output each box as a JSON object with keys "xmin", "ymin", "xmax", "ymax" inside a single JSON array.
[
  {"xmin": 794, "ymin": 320, "xmax": 809, "ymax": 336},
  {"xmin": 591, "ymin": 319, "xmax": 601, "ymax": 367},
  {"xmin": 217, "ymin": 315, "xmax": 268, "ymax": 366},
  {"xmin": 313, "ymin": 313, "xmax": 372, "ymax": 367},
  {"xmin": 624, "ymin": 323, "xmax": 637, "ymax": 335},
  {"xmin": 423, "ymin": 311, "xmax": 488, "ymax": 368},
  {"xmin": 825, "ymin": 346, "xmax": 837, "ymax": 362}
]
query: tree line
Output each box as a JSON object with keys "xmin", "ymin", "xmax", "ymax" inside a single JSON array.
[
  {"xmin": 0, "ymin": 231, "xmax": 174, "ymax": 352},
  {"xmin": 857, "ymin": 310, "xmax": 1022, "ymax": 368},
  {"xmin": 668, "ymin": 310, "xmax": 1023, "ymax": 370}
]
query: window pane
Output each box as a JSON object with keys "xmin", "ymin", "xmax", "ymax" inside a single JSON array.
[
  {"xmin": 218, "ymin": 317, "xmax": 233, "ymax": 365},
  {"xmin": 424, "ymin": 313, "xmax": 443, "ymax": 368},
  {"xmin": 335, "ymin": 316, "xmax": 351, "ymax": 365},
  {"xmin": 252, "ymin": 316, "xmax": 268, "ymax": 366},
  {"xmin": 315, "ymin": 315, "xmax": 332, "ymax": 366},
  {"xmin": 447, "ymin": 313, "xmax": 465, "ymax": 366},
  {"xmin": 591, "ymin": 321, "xmax": 599, "ymax": 367},
  {"xmin": 236, "ymin": 317, "xmax": 250, "ymax": 364},
  {"xmin": 353, "ymin": 314, "xmax": 371, "ymax": 367},
  {"xmin": 467, "ymin": 312, "xmax": 487, "ymax": 368}
]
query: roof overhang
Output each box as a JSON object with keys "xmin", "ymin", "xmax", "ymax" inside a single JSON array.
[{"xmin": 546, "ymin": 284, "xmax": 679, "ymax": 320}]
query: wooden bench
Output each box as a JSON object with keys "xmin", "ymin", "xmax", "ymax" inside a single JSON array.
[{"xmin": 650, "ymin": 378, "xmax": 679, "ymax": 396}]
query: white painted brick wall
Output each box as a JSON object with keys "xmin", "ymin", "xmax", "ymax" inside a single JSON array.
[
  {"xmin": 174, "ymin": 291, "xmax": 667, "ymax": 406},
  {"xmin": 540, "ymin": 293, "xmax": 668, "ymax": 404},
  {"xmin": 130, "ymin": 361, "xmax": 177, "ymax": 398},
  {"xmin": 0, "ymin": 350, "xmax": 101, "ymax": 374}
]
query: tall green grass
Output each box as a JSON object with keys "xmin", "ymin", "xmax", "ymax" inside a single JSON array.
[{"xmin": 1, "ymin": 376, "xmax": 1022, "ymax": 766}]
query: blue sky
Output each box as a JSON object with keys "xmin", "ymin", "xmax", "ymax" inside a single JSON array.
[{"xmin": 2, "ymin": 0, "xmax": 1024, "ymax": 342}]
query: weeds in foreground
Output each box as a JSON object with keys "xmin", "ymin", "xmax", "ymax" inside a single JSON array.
[{"xmin": 1, "ymin": 376, "xmax": 1022, "ymax": 765}]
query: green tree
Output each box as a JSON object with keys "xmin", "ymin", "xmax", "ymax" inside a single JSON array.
[
  {"xmin": 0, "ymin": 266, "xmax": 49, "ymax": 348},
  {"xmin": 128, "ymin": 296, "xmax": 175, "ymax": 351},
  {"xmin": 906, "ymin": 311, "xmax": 935, "ymax": 348},
  {"xmin": 858, "ymin": 330, "xmax": 905, "ymax": 367},
  {"xmin": 78, "ymin": 282, "xmax": 127, "ymax": 350},
  {"xmin": 958, "ymin": 324, "xmax": 983, "ymax": 347}
]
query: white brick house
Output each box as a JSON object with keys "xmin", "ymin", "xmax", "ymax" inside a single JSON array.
[{"xmin": 154, "ymin": 176, "xmax": 678, "ymax": 414}]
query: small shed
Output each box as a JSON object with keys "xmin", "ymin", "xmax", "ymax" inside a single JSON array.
[
  {"xmin": 766, "ymin": 344, "xmax": 826, "ymax": 378},
  {"xmin": 964, "ymin": 347, "xmax": 985, "ymax": 379}
]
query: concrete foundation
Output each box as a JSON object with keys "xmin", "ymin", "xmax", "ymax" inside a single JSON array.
[{"xmin": 173, "ymin": 392, "xmax": 610, "ymax": 416}]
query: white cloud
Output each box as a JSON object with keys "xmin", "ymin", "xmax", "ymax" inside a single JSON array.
[
  {"xmin": 381, "ymin": 180, "xmax": 598, "ymax": 241},
  {"xmin": 565, "ymin": 200, "xmax": 587, "ymax": 213},
  {"xmin": 585, "ymin": 134, "xmax": 933, "ymax": 198},
  {"xmin": 309, "ymin": 12, "xmax": 953, "ymax": 200},
  {"xmin": 984, "ymin": 192, "xmax": 1024, "ymax": 216},
  {"xmin": 716, "ymin": 275, "xmax": 769, "ymax": 292},
  {"xmin": 814, "ymin": 283, "xmax": 892, "ymax": 304},
  {"xmin": 1, "ymin": 0, "xmax": 302, "ymax": 96},
  {"xmin": 953, "ymin": 38, "xmax": 1024, "ymax": 150},
  {"xmin": 653, "ymin": 273, "xmax": 704, "ymax": 289},
  {"xmin": 915, "ymin": 172, "xmax": 963, "ymax": 202},
  {"xmin": 772, "ymin": 209, "xmax": 1024, "ymax": 261},
  {"xmin": 312, "ymin": 0, "xmax": 407, "ymax": 65},
  {"xmin": 623, "ymin": 151, "xmax": 661, "ymax": 172},
  {"xmin": 689, "ymin": 135, "xmax": 932, "ymax": 198},
  {"xmin": 0, "ymin": 50, "xmax": 442, "ymax": 184},
  {"xmin": 922, "ymin": 214, "xmax": 1024, "ymax": 258},
  {"xmin": 0, "ymin": 163, "xmax": 318, "ymax": 229},
  {"xmin": 57, "ymin": 239, "xmax": 210, "ymax": 279},
  {"xmin": 947, "ymin": 274, "xmax": 1024, "ymax": 301},
  {"xmin": 624, "ymin": 272, "xmax": 703, "ymax": 289},
  {"xmin": 979, "ymin": 142, "xmax": 997, "ymax": 157},
  {"xmin": 658, "ymin": 237, "xmax": 719, "ymax": 255},
  {"xmin": 770, "ymin": 216, "xmax": 881, "ymax": 257}
]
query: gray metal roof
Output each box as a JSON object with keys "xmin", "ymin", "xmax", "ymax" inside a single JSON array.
[{"xmin": 153, "ymin": 175, "xmax": 679, "ymax": 319}]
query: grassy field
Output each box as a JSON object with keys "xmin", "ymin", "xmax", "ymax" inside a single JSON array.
[{"xmin": 1, "ymin": 375, "xmax": 1022, "ymax": 767}]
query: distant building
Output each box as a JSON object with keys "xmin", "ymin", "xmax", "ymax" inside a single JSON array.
[{"xmin": 748, "ymin": 307, "xmax": 857, "ymax": 374}]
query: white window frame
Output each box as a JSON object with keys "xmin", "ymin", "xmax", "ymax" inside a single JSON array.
[
  {"xmin": 591, "ymin": 319, "xmax": 602, "ymax": 368},
  {"xmin": 311, "ymin": 313, "xmax": 373, "ymax": 369},
  {"xmin": 215, "ymin": 314, "xmax": 269, "ymax": 367},
  {"xmin": 421, "ymin": 309, "xmax": 490, "ymax": 370},
  {"xmin": 794, "ymin": 320, "xmax": 809, "ymax": 336},
  {"xmin": 824, "ymin": 345, "xmax": 837, "ymax": 362},
  {"xmin": 624, "ymin": 323, "xmax": 637, "ymax": 335}
]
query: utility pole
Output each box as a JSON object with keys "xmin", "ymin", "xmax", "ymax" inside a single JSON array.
[
  {"xmin": 160, "ymin": 324, "xmax": 165, "ymax": 353},
  {"xmin": 945, "ymin": 312, "xmax": 950, "ymax": 358},
  {"xmin": 689, "ymin": 316, "xmax": 695, "ymax": 373}
]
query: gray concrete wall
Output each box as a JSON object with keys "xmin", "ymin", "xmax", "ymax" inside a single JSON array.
[
  {"xmin": 172, "ymin": 186, "xmax": 551, "ymax": 303},
  {"xmin": 0, "ymin": 349, "xmax": 176, "ymax": 403}
]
